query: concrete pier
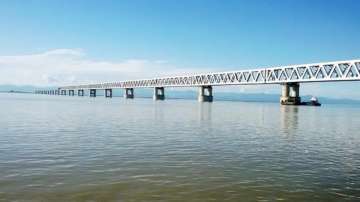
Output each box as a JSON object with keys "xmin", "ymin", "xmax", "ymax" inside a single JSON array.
[
  {"xmin": 90, "ymin": 89, "xmax": 96, "ymax": 97},
  {"xmin": 198, "ymin": 86, "xmax": 213, "ymax": 102},
  {"xmin": 61, "ymin": 90, "xmax": 67, "ymax": 95},
  {"xmin": 78, "ymin": 89, "xmax": 84, "ymax": 96},
  {"xmin": 153, "ymin": 87, "xmax": 165, "ymax": 100},
  {"xmin": 69, "ymin": 90, "xmax": 75, "ymax": 96},
  {"xmin": 124, "ymin": 88, "xmax": 134, "ymax": 99},
  {"xmin": 105, "ymin": 89, "xmax": 112, "ymax": 98},
  {"xmin": 280, "ymin": 83, "xmax": 301, "ymax": 105}
]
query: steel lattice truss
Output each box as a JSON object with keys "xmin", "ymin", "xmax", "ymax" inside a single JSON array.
[{"xmin": 61, "ymin": 59, "xmax": 360, "ymax": 90}]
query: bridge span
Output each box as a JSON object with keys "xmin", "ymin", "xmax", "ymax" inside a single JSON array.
[{"xmin": 36, "ymin": 59, "xmax": 360, "ymax": 105}]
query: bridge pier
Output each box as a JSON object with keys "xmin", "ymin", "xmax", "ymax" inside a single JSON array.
[
  {"xmin": 124, "ymin": 88, "xmax": 134, "ymax": 99},
  {"xmin": 78, "ymin": 89, "xmax": 84, "ymax": 96},
  {"xmin": 198, "ymin": 86, "xmax": 213, "ymax": 102},
  {"xmin": 280, "ymin": 83, "xmax": 301, "ymax": 105},
  {"xmin": 153, "ymin": 87, "xmax": 165, "ymax": 100},
  {"xmin": 105, "ymin": 89, "xmax": 112, "ymax": 98},
  {"xmin": 61, "ymin": 90, "xmax": 67, "ymax": 95},
  {"xmin": 90, "ymin": 89, "xmax": 96, "ymax": 97},
  {"xmin": 69, "ymin": 90, "xmax": 75, "ymax": 96}
]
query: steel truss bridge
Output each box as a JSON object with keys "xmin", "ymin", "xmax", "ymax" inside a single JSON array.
[
  {"xmin": 61, "ymin": 59, "xmax": 360, "ymax": 89},
  {"xmin": 37, "ymin": 59, "xmax": 360, "ymax": 104}
]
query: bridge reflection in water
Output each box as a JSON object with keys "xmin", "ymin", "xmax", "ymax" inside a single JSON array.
[{"xmin": 280, "ymin": 106, "xmax": 299, "ymax": 136}]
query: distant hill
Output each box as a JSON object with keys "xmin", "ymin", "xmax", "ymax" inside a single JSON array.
[
  {"xmin": 0, "ymin": 85, "xmax": 42, "ymax": 93},
  {"xmin": 1, "ymin": 84, "xmax": 360, "ymax": 105}
]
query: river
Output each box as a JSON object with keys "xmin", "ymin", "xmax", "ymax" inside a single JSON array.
[{"xmin": 0, "ymin": 93, "xmax": 359, "ymax": 201}]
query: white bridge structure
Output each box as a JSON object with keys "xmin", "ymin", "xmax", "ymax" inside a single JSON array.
[{"xmin": 36, "ymin": 59, "xmax": 360, "ymax": 105}]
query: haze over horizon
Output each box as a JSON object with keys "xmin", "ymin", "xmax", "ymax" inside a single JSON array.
[{"xmin": 1, "ymin": 0, "xmax": 360, "ymax": 99}]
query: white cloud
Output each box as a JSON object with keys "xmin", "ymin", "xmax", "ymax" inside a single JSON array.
[
  {"xmin": 0, "ymin": 49, "xmax": 214, "ymax": 86},
  {"xmin": 0, "ymin": 49, "xmax": 283, "ymax": 95}
]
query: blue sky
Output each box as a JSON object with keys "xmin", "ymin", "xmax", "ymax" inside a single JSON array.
[{"xmin": 1, "ymin": 0, "xmax": 360, "ymax": 98}]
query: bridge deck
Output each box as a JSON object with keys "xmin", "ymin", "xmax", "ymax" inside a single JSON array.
[{"xmin": 60, "ymin": 59, "xmax": 360, "ymax": 90}]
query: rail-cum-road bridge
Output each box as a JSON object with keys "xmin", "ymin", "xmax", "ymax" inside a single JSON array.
[{"xmin": 36, "ymin": 59, "xmax": 360, "ymax": 105}]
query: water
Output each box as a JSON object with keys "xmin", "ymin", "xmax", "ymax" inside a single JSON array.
[{"xmin": 0, "ymin": 93, "xmax": 360, "ymax": 201}]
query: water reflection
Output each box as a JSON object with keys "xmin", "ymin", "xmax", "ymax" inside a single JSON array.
[
  {"xmin": 153, "ymin": 101, "xmax": 165, "ymax": 121},
  {"xmin": 198, "ymin": 102, "xmax": 212, "ymax": 123},
  {"xmin": 280, "ymin": 106, "xmax": 299, "ymax": 136}
]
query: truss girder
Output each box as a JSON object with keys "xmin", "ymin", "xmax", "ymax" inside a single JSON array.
[{"xmin": 60, "ymin": 60, "xmax": 360, "ymax": 90}]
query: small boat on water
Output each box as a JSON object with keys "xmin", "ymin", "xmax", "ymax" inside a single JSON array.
[{"xmin": 301, "ymin": 96, "xmax": 321, "ymax": 106}]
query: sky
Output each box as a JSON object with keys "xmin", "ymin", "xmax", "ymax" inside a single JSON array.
[{"xmin": 1, "ymin": 0, "xmax": 360, "ymax": 98}]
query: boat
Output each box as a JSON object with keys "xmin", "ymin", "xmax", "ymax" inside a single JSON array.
[{"xmin": 301, "ymin": 96, "xmax": 321, "ymax": 106}]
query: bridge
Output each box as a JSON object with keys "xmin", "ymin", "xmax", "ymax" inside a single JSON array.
[{"xmin": 36, "ymin": 59, "xmax": 360, "ymax": 105}]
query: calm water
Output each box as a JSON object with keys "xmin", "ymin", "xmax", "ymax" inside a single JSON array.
[{"xmin": 0, "ymin": 93, "xmax": 360, "ymax": 202}]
